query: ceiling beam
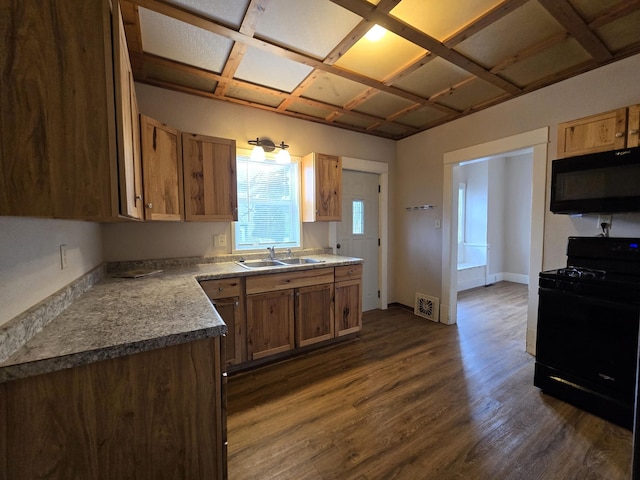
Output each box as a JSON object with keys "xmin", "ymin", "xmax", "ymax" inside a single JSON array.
[
  {"xmin": 537, "ymin": 0, "xmax": 613, "ymax": 62},
  {"xmin": 328, "ymin": 0, "xmax": 522, "ymax": 95},
  {"xmin": 588, "ymin": 0, "xmax": 640, "ymax": 30}
]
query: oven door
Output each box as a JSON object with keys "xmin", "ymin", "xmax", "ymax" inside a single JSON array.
[{"xmin": 536, "ymin": 286, "xmax": 639, "ymax": 402}]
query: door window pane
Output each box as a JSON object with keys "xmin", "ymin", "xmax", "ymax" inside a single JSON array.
[{"xmin": 353, "ymin": 200, "xmax": 364, "ymax": 235}]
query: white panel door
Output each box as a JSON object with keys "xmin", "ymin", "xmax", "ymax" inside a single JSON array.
[{"xmin": 337, "ymin": 170, "xmax": 379, "ymax": 311}]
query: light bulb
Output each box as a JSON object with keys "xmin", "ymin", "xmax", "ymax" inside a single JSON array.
[
  {"xmin": 276, "ymin": 148, "xmax": 291, "ymax": 164},
  {"xmin": 365, "ymin": 24, "xmax": 386, "ymax": 42},
  {"xmin": 250, "ymin": 145, "xmax": 265, "ymax": 162}
]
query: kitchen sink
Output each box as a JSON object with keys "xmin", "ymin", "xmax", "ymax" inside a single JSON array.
[
  {"xmin": 236, "ymin": 260, "xmax": 283, "ymax": 269},
  {"xmin": 236, "ymin": 258, "xmax": 324, "ymax": 269},
  {"xmin": 276, "ymin": 257, "xmax": 323, "ymax": 265}
]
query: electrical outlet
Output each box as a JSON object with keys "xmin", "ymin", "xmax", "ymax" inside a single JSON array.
[
  {"xmin": 214, "ymin": 234, "xmax": 227, "ymax": 247},
  {"xmin": 597, "ymin": 215, "xmax": 612, "ymax": 227},
  {"xmin": 59, "ymin": 244, "xmax": 68, "ymax": 270},
  {"xmin": 434, "ymin": 219, "xmax": 441, "ymax": 229}
]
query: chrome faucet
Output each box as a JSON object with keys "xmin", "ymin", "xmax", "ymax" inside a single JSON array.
[{"xmin": 267, "ymin": 246, "xmax": 276, "ymax": 260}]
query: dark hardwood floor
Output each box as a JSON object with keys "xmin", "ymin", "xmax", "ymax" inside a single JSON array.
[{"xmin": 227, "ymin": 282, "xmax": 632, "ymax": 479}]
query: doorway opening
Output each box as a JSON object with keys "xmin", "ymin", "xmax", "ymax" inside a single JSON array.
[{"xmin": 442, "ymin": 128, "xmax": 548, "ymax": 353}]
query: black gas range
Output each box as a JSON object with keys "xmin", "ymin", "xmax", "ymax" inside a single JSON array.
[{"xmin": 534, "ymin": 236, "xmax": 640, "ymax": 429}]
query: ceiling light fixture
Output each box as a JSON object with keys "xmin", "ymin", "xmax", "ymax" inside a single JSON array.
[
  {"xmin": 248, "ymin": 138, "xmax": 290, "ymax": 163},
  {"xmin": 365, "ymin": 24, "xmax": 386, "ymax": 42}
]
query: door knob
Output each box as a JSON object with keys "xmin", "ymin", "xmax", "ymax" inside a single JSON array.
[{"xmin": 337, "ymin": 243, "xmax": 341, "ymax": 249}]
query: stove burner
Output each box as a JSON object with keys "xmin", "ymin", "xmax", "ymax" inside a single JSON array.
[{"xmin": 558, "ymin": 266, "xmax": 607, "ymax": 279}]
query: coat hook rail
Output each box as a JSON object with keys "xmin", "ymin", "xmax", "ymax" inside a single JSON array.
[{"xmin": 405, "ymin": 205, "xmax": 436, "ymax": 211}]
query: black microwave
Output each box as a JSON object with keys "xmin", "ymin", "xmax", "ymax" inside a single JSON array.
[{"xmin": 550, "ymin": 146, "xmax": 640, "ymax": 214}]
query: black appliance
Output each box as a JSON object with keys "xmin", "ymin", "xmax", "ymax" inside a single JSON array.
[
  {"xmin": 550, "ymin": 146, "xmax": 640, "ymax": 214},
  {"xmin": 534, "ymin": 236, "xmax": 640, "ymax": 429}
]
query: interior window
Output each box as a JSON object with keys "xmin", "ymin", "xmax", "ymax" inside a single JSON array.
[{"xmin": 233, "ymin": 152, "xmax": 301, "ymax": 252}]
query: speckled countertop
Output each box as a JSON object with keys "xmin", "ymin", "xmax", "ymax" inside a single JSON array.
[{"xmin": 0, "ymin": 254, "xmax": 362, "ymax": 383}]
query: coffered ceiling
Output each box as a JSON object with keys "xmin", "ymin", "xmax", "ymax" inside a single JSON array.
[{"xmin": 122, "ymin": 0, "xmax": 640, "ymax": 140}]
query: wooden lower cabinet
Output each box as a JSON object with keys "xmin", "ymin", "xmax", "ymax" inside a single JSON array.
[
  {"xmin": 335, "ymin": 264, "xmax": 363, "ymax": 336},
  {"xmin": 200, "ymin": 278, "xmax": 246, "ymax": 367},
  {"xmin": 246, "ymin": 289, "xmax": 295, "ymax": 360},
  {"xmin": 296, "ymin": 283, "xmax": 335, "ymax": 347},
  {"xmin": 0, "ymin": 337, "xmax": 226, "ymax": 480}
]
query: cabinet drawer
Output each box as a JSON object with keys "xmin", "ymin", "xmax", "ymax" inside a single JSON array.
[
  {"xmin": 200, "ymin": 278, "xmax": 242, "ymax": 299},
  {"xmin": 246, "ymin": 268, "xmax": 334, "ymax": 294},
  {"xmin": 335, "ymin": 264, "xmax": 362, "ymax": 282}
]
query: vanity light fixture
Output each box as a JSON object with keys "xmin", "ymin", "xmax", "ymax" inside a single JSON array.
[{"xmin": 248, "ymin": 138, "xmax": 290, "ymax": 163}]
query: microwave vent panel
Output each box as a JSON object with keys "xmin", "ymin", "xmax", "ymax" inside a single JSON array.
[{"xmin": 414, "ymin": 293, "xmax": 440, "ymax": 322}]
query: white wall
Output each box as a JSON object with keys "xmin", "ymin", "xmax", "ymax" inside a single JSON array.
[
  {"xmin": 487, "ymin": 157, "xmax": 506, "ymax": 278},
  {"xmin": 393, "ymin": 53, "xmax": 640, "ymax": 308},
  {"xmin": 0, "ymin": 217, "xmax": 103, "ymax": 326},
  {"xmin": 504, "ymin": 153, "xmax": 533, "ymax": 277},
  {"xmin": 103, "ymin": 84, "xmax": 396, "ymax": 262}
]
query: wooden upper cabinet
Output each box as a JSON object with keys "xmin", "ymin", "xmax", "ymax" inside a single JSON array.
[
  {"xmin": 182, "ymin": 133, "xmax": 238, "ymax": 221},
  {"xmin": 114, "ymin": 1, "xmax": 143, "ymax": 220},
  {"xmin": 0, "ymin": 0, "xmax": 137, "ymax": 220},
  {"xmin": 302, "ymin": 153, "xmax": 342, "ymax": 222},
  {"xmin": 557, "ymin": 108, "xmax": 628, "ymax": 158},
  {"xmin": 140, "ymin": 115, "xmax": 184, "ymax": 221},
  {"xmin": 628, "ymin": 104, "xmax": 640, "ymax": 148}
]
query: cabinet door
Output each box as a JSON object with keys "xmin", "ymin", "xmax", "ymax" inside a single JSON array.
[
  {"xmin": 557, "ymin": 108, "xmax": 627, "ymax": 158},
  {"xmin": 335, "ymin": 279, "xmax": 362, "ymax": 336},
  {"xmin": 295, "ymin": 284, "xmax": 335, "ymax": 347},
  {"xmin": 246, "ymin": 289, "xmax": 294, "ymax": 360},
  {"xmin": 182, "ymin": 133, "xmax": 238, "ymax": 221},
  {"xmin": 211, "ymin": 298, "xmax": 246, "ymax": 367},
  {"xmin": 114, "ymin": 1, "xmax": 143, "ymax": 220},
  {"xmin": 140, "ymin": 115, "xmax": 184, "ymax": 221},
  {"xmin": 302, "ymin": 153, "xmax": 342, "ymax": 221},
  {"xmin": 0, "ymin": 0, "xmax": 118, "ymax": 219},
  {"xmin": 628, "ymin": 104, "xmax": 640, "ymax": 148}
]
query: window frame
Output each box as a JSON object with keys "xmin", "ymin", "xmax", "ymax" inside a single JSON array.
[{"xmin": 231, "ymin": 148, "xmax": 302, "ymax": 254}]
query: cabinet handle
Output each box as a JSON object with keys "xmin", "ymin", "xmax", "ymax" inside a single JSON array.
[
  {"xmin": 615, "ymin": 132, "xmax": 624, "ymax": 138},
  {"xmin": 135, "ymin": 195, "xmax": 142, "ymax": 201},
  {"xmin": 218, "ymin": 287, "xmax": 224, "ymax": 292},
  {"xmin": 146, "ymin": 203, "xmax": 153, "ymax": 209},
  {"xmin": 630, "ymin": 129, "xmax": 639, "ymax": 135}
]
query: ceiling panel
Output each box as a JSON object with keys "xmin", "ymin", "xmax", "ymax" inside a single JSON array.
[
  {"xmin": 369, "ymin": 123, "xmax": 412, "ymax": 137},
  {"xmin": 138, "ymin": 7, "xmax": 233, "ymax": 73},
  {"xmin": 165, "ymin": 0, "xmax": 250, "ymax": 28},
  {"xmin": 234, "ymin": 47, "xmax": 314, "ymax": 92},
  {"xmin": 396, "ymin": 106, "xmax": 451, "ymax": 129},
  {"xmin": 254, "ymin": 0, "xmax": 362, "ymax": 59},
  {"xmin": 393, "ymin": 57, "xmax": 473, "ymax": 99},
  {"xmin": 436, "ymin": 79, "xmax": 505, "ymax": 111},
  {"xmin": 499, "ymin": 38, "xmax": 592, "ymax": 87},
  {"xmin": 568, "ymin": 0, "xmax": 622, "ymax": 23},
  {"xmin": 333, "ymin": 28, "xmax": 427, "ymax": 81},
  {"xmin": 286, "ymin": 101, "xmax": 334, "ymax": 119},
  {"xmin": 390, "ymin": 0, "xmax": 503, "ymax": 42},
  {"xmin": 225, "ymin": 84, "xmax": 284, "ymax": 108},
  {"xmin": 302, "ymin": 71, "xmax": 369, "ymax": 107},
  {"xmin": 334, "ymin": 113, "xmax": 376, "ymax": 129},
  {"xmin": 144, "ymin": 62, "xmax": 218, "ymax": 92},
  {"xmin": 454, "ymin": 1, "xmax": 565, "ymax": 68},
  {"xmin": 595, "ymin": 11, "xmax": 640, "ymax": 53},
  {"xmin": 353, "ymin": 91, "xmax": 415, "ymax": 118}
]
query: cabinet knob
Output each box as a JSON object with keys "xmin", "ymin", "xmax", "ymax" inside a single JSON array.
[
  {"xmin": 630, "ymin": 129, "xmax": 639, "ymax": 135},
  {"xmin": 615, "ymin": 132, "xmax": 624, "ymax": 138},
  {"xmin": 218, "ymin": 287, "xmax": 224, "ymax": 292},
  {"xmin": 135, "ymin": 195, "xmax": 142, "ymax": 201},
  {"xmin": 146, "ymin": 203, "xmax": 153, "ymax": 209}
]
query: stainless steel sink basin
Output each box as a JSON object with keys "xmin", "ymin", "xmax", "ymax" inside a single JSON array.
[
  {"xmin": 236, "ymin": 260, "xmax": 283, "ymax": 269},
  {"xmin": 276, "ymin": 257, "xmax": 323, "ymax": 265},
  {"xmin": 236, "ymin": 258, "xmax": 324, "ymax": 269}
]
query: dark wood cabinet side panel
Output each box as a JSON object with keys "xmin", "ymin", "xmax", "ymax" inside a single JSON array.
[
  {"xmin": 0, "ymin": 0, "xmax": 115, "ymax": 218},
  {"xmin": 1, "ymin": 337, "xmax": 223, "ymax": 479}
]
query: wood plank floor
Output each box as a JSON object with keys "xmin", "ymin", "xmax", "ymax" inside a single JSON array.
[{"xmin": 227, "ymin": 282, "xmax": 632, "ymax": 479}]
